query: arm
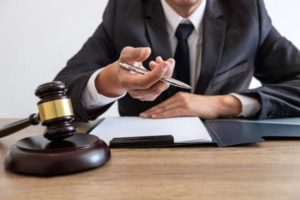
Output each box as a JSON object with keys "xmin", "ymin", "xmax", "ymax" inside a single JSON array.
[
  {"xmin": 241, "ymin": 0, "xmax": 300, "ymax": 119},
  {"xmin": 55, "ymin": 1, "xmax": 175, "ymax": 121},
  {"xmin": 141, "ymin": 0, "xmax": 300, "ymax": 120},
  {"xmin": 140, "ymin": 92, "xmax": 242, "ymax": 119},
  {"xmin": 54, "ymin": 0, "xmax": 118, "ymax": 121}
]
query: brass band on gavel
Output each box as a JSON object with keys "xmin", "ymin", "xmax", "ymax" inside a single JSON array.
[{"xmin": 38, "ymin": 98, "xmax": 74, "ymax": 122}]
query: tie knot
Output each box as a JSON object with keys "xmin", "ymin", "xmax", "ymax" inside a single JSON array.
[{"xmin": 175, "ymin": 23, "xmax": 194, "ymax": 40}]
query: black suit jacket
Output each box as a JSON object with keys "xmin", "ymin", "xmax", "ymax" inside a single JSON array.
[{"xmin": 55, "ymin": 0, "xmax": 300, "ymax": 121}]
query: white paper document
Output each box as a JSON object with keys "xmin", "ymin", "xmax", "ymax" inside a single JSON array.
[{"xmin": 89, "ymin": 117, "xmax": 212, "ymax": 145}]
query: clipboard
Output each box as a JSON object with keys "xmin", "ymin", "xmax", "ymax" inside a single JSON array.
[{"xmin": 87, "ymin": 117, "xmax": 300, "ymax": 147}]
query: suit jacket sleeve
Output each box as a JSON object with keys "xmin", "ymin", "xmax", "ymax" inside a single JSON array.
[
  {"xmin": 241, "ymin": 0, "xmax": 300, "ymax": 119},
  {"xmin": 54, "ymin": 0, "xmax": 117, "ymax": 121}
]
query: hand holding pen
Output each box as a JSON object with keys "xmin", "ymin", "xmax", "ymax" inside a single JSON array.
[
  {"xmin": 94, "ymin": 47, "xmax": 176, "ymax": 102},
  {"xmin": 119, "ymin": 63, "xmax": 191, "ymax": 90}
]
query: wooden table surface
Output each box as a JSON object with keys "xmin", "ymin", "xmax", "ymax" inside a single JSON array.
[{"xmin": 0, "ymin": 118, "xmax": 300, "ymax": 200}]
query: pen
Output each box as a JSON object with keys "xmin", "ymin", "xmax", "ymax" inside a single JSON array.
[{"xmin": 119, "ymin": 62, "xmax": 192, "ymax": 90}]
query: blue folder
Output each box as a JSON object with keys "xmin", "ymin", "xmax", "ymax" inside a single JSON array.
[{"xmin": 205, "ymin": 118, "xmax": 300, "ymax": 147}]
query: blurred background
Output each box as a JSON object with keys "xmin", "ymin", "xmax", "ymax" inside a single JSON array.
[{"xmin": 0, "ymin": 0, "xmax": 299, "ymax": 118}]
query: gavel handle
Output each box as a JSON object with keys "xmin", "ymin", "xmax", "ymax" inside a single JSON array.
[{"xmin": 0, "ymin": 114, "xmax": 40, "ymax": 138}]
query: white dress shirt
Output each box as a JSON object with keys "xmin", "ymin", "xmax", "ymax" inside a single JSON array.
[{"xmin": 82, "ymin": 0, "xmax": 261, "ymax": 117}]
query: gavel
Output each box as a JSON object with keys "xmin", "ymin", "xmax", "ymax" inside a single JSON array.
[
  {"xmin": 0, "ymin": 81, "xmax": 75, "ymax": 140},
  {"xmin": 0, "ymin": 81, "xmax": 110, "ymax": 176}
]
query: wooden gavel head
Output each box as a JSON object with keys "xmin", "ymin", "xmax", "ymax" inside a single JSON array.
[{"xmin": 35, "ymin": 81, "xmax": 76, "ymax": 141}]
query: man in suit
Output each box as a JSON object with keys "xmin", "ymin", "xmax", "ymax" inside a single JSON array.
[{"xmin": 55, "ymin": 0, "xmax": 300, "ymax": 122}]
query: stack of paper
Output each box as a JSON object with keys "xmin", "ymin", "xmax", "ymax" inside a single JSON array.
[{"xmin": 89, "ymin": 117, "xmax": 212, "ymax": 145}]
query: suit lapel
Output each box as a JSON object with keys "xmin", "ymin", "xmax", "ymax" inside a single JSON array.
[
  {"xmin": 142, "ymin": 0, "xmax": 178, "ymax": 98},
  {"xmin": 142, "ymin": 0, "xmax": 172, "ymax": 61},
  {"xmin": 195, "ymin": 0, "xmax": 228, "ymax": 94},
  {"xmin": 142, "ymin": 0, "xmax": 228, "ymax": 96}
]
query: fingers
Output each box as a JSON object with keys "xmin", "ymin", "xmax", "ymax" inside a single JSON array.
[
  {"xmin": 141, "ymin": 93, "xmax": 228, "ymax": 119},
  {"xmin": 146, "ymin": 108, "xmax": 188, "ymax": 119},
  {"xmin": 120, "ymin": 56, "xmax": 174, "ymax": 90},
  {"xmin": 140, "ymin": 93, "xmax": 184, "ymax": 118},
  {"xmin": 128, "ymin": 81, "xmax": 170, "ymax": 101},
  {"xmin": 140, "ymin": 92, "xmax": 197, "ymax": 118},
  {"xmin": 120, "ymin": 47, "xmax": 151, "ymax": 63},
  {"xmin": 118, "ymin": 46, "xmax": 176, "ymax": 102},
  {"xmin": 141, "ymin": 101, "xmax": 187, "ymax": 118},
  {"xmin": 150, "ymin": 57, "xmax": 175, "ymax": 79},
  {"xmin": 141, "ymin": 95, "xmax": 178, "ymax": 115},
  {"xmin": 120, "ymin": 61, "xmax": 166, "ymax": 89},
  {"xmin": 165, "ymin": 58, "xmax": 175, "ymax": 77}
]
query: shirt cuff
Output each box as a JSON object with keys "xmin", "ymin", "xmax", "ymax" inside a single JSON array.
[
  {"xmin": 230, "ymin": 93, "xmax": 261, "ymax": 117},
  {"xmin": 82, "ymin": 68, "xmax": 126, "ymax": 109}
]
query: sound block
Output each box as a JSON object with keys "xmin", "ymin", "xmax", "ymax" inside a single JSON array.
[{"xmin": 4, "ymin": 134, "xmax": 110, "ymax": 176}]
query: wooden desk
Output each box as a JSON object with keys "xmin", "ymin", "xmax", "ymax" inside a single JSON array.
[{"xmin": 1, "ymin": 119, "xmax": 300, "ymax": 200}]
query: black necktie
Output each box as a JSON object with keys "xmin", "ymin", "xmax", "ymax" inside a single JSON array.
[{"xmin": 174, "ymin": 23, "xmax": 194, "ymax": 88}]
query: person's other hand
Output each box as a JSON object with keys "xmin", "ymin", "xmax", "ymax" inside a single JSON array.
[
  {"xmin": 140, "ymin": 92, "xmax": 242, "ymax": 119},
  {"xmin": 95, "ymin": 47, "xmax": 174, "ymax": 101}
]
